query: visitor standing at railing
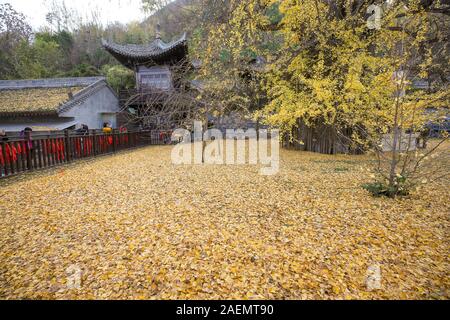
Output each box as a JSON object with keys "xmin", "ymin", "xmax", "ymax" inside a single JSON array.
[
  {"xmin": 102, "ymin": 122, "xmax": 113, "ymax": 150},
  {"xmin": 76, "ymin": 124, "xmax": 89, "ymax": 156},
  {"xmin": 20, "ymin": 127, "xmax": 33, "ymax": 163},
  {"xmin": 102, "ymin": 122, "xmax": 112, "ymax": 134},
  {"xmin": 76, "ymin": 124, "xmax": 89, "ymax": 135},
  {"xmin": 119, "ymin": 126, "xmax": 128, "ymax": 145},
  {"xmin": 20, "ymin": 127, "xmax": 33, "ymax": 147}
]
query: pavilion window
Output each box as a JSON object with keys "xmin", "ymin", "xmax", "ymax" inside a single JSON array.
[{"xmin": 139, "ymin": 72, "xmax": 171, "ymax": 90}]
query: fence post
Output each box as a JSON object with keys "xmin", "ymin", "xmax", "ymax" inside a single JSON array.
[
  {"xmin": 65, "ymin": 130, "xmax": 71, "ymax": 163},
  {"xmin": 25, "ymin": 131, "xmax": 33, "ymax": 171},
  {"xmin": 92, "ymin": 130, "xmax": 97, "ymax": 156},
  {"xmin": 112, "ymin": 129, "xmax": 117, "ymax": 153},
  {"xmin": 36, "ymin": 140, "xmax": 42, "ymax": 169}
]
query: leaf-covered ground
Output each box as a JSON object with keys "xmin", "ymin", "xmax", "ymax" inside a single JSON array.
[{"xmin": 0, "ymin": 146, "xmax": 448, "ymax": 299}]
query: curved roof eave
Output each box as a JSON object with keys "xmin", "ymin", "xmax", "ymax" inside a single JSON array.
[{"xmin": 101, "ymin": 33, "xmax": 188, "ymax": 65}]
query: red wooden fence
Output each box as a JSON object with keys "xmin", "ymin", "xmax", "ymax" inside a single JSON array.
[{"xmin": 0, "ymin": 130, "xmax": 172, "ymax": 179}]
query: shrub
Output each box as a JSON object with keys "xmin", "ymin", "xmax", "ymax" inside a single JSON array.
[{"xmin": 362, "ymin": 175, "xmax": 411, "ymax": 198}]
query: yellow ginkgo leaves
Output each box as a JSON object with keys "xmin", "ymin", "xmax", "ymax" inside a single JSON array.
[{"xmin": 0, "ymin": 145, "xmax": 448, "ymax": 300}]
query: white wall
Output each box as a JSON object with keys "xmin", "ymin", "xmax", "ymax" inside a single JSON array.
[
  {"xmin": 381, "ymin": 133, "xmax": 418, "ymax": 152},
  {"xmin": 60, "ymin": 85, "xmax": 119, "ymax": 129}
]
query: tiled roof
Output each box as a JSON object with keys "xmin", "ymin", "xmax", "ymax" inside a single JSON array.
[
  {"xmin": 102, "ymin": 33, "xmax": 188, "ymax": 68},
  {"xmin": 0, "ymin": 87, "xmax": 85, "ymax": 114},
  {"xmin": 0, "ymin": 77, "xmax": 112, "ymax": 115},
  {"xmin": 59, "ymin": 79, "xmax": 113, "ymax": 113},
  {"xmin": 0, "ymin": 77, "xmax": 105, "ymax": 90}
]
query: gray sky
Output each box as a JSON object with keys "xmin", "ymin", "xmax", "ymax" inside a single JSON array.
[{"xmin": 2, "ymin": 0, "xmax": 148, "ymax": 30}]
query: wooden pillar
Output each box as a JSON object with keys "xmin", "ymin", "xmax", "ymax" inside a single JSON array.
[
  {"xmin": 36, "ymin": 140, "xmax": 43, "ymax": 168},
  {"xmin": 20, "ymin": 141, "xmax": 26, "ymax": 171},
  {"xmin": 46, "ymin": 136, "xmax": 51, "ymax": 164}
]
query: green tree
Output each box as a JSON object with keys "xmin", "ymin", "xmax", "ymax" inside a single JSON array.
[
  {"xmin": 13, "ymin": 35, "xmax": 64, "ymax": 78},
  {"xmin": 103, "ymin": 65, "xmax": 135, "ymax": 92},
  {"xmin": 195, "ymin": 0, "xmax": 280, "ymax": 120},
  {"xmin": 0, "ymin": 3, "xmax": 32, "ymax": 79}
]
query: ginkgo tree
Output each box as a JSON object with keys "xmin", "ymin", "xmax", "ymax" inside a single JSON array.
[
  {"xmin": 260, "ymin": 0, "xmax": 448, "ymax": 196},
  {"xmin": 198, "ymin": 0, "xmax": 449, "ymax": 196},
  {"xmin": 195, "ymin": 0, "xmax": 281, "ymax": 121},
  {"xmin": 361, "ymin": 1, "xmax": 450, "ymax": 196}
]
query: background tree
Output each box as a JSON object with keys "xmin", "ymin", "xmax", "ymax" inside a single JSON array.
[
  {"xmin": 14, "ymin": 34, "xmax": 64, "ymax": 78},
  {"xmin": 0, "ymin": 3, "xmax": 32, "ymax": 79},
  {"xmin": 193, "ymin": 0, "xmax": 281, "ymax": 125},
  {"xmin": 45, "ymin": 0, "xmax": 80, "ymax": 32}
]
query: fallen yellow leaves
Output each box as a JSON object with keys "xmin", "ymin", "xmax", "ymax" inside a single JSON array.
[
  {"xmin": 0, "ymin": 87, "xmax": 84, "ymax": 113},
  {"xmin": 0, "ymin": 146, "xmax": 448, "ymax": 299}
]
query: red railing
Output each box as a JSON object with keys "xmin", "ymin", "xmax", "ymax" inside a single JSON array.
[{"xmin": 0, "ymin": 130, "xmax": 172, "ymax": 179}]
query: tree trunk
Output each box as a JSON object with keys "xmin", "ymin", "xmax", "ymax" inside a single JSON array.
[{"xmin": 389, "ymin": 99, "xmax": 401, "ymax": 187}]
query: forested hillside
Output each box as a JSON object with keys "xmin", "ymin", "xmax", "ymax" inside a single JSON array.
[{"xmin": 0, "ymin": 1, "xmax": 202, "ymax": 90}]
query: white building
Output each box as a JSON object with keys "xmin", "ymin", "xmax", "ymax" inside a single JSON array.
[{"xmin": 0, "ymin": 77, "xmax": 119, "ymax": 132}]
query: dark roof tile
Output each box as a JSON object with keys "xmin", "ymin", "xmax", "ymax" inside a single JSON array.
[{"xmin": 102, "ymin": 33, "xmax": 188, "ymax": 68}]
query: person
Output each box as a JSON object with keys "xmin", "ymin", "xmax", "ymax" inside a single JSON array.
[
  {"xmin": 76, "ymin": 124, "xmax": 89, "ymax": 135},
  {"xmin": 102, "ymin": 122, "xmax": 113, "ymax": 147},
  {"xmin": 0, "ymin": 129, "xmax": 6, "ymax": 145},
  {"xmin": 119, "ymin": 126, "xmax": 128, "ymax": 145},
  {"xmin": 102, "ymin": 122, "xmax": 112, "ymax": 134},
  {"xmin": 75, "ymin": 124, "xmax": 89, "ymax": 156},
  {"xmin": 19, "ymin": 127, "xmax": 33, "ymax": 153}
]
